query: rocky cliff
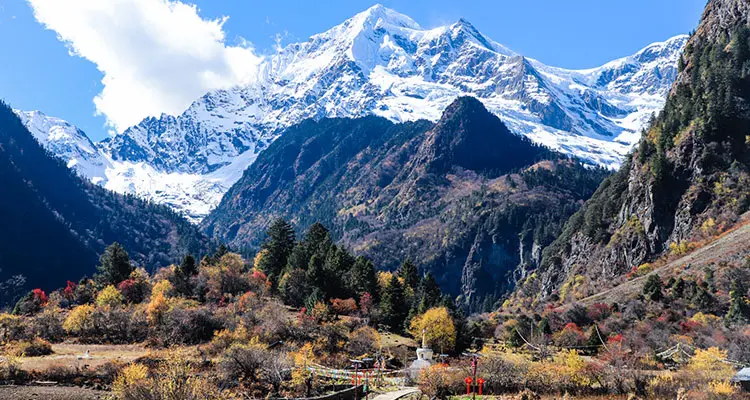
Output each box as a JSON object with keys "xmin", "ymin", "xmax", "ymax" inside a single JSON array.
[{"xmin": 515, "ymin": 0, "xmax": 750, "ymax": 306}]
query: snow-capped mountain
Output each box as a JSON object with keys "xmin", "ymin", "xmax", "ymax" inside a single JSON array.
[{"xmin": 20, "ymin": 5, "xmax": 687, "ymax": 222}]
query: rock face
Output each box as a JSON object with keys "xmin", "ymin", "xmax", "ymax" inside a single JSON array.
[
  {"xmin": 515, "ymin": 0, "xmax": 750, "ymax": 306},
  {"xmin": 203, "ymin": 97, "xmax": 609, "ymax": 308},
  {"xmin": 0, "ymin": 102, "xmax": 210, "ymax": 300},
  {"xmin": 21, "ymin": 5, "xmax": 686, "ymax": 221}
]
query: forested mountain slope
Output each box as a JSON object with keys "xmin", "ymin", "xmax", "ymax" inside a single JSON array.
[
  {"xmin": 0, "ymin": 102, "xmax": 210, "ymax": 304},
  {"xmin": 203, "ymin": 97, "xmax": 608, "ymax": 309}
]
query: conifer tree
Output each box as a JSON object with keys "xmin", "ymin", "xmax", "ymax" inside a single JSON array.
[
  {"xmin": 726, "ymin": 279, "xmax": 750, "ymax": 325},
  {"xmin": 350, "ymin": 256, "xmax": 379, "ymax": 300},
  {"xmin": 642, "ymin": 274, "xmax": 663, "ymax": 302},
  {"xmin": 177, "ymin": 254, "xmax": 197, "ymax": 277},
  {"xmin": 380, "ymin": 275, "xmax": 408, "ymax": 332},
  {"xmin": 258, "ymin": 218, "xmax": 296, "ymax": 288},
  {"xmin": 306, "ymin": 254, "xmax": 326, "ymax": 297},
  {"xmin": 399, "ymin": 260, "xmax": 419, "ymax": 290},
  {"xmin": 96, "ymin": 242, "xmax": 133, "ymax": 285},
  {"xmin": 415, "ymin": 272, "xmax": 442, "ymax": 313},
  {"xmin": 286, "ymin": 222, "xmax": 332, "ymax": 271}
]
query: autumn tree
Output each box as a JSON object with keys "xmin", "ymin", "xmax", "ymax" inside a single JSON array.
[
  {"xmin": 96, "ymin": 242, "xmax": 133, "ymax": 285},
  {"xmin": 96, "ymin": 285, "xmax": 125, "ymax": 308},
  {"xmin": 409, "ymin": 307, "xmax": 456, "ymax": 353}
]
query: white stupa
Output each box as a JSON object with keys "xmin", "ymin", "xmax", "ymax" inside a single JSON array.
[{"xmin": 409, "ymin": 329, "xmax": 434, "ymax": 378}]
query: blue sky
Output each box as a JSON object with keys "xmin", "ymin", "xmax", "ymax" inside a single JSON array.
[{"xmin": 0, "ymin": 0, "xmax": 706, "ymax": 141}]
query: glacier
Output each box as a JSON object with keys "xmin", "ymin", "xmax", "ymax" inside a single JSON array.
[{"xmin": 17, "ymin": 5, "xmax": 688, "ymax": 223}]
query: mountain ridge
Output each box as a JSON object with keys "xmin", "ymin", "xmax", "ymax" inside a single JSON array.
[{"xmin": 18, "ymin": 5, "xmax": 687, "ymax": 221}]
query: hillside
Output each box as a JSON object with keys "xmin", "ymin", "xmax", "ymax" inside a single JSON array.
[
  {"xmin": 0, "ymin": 101, "xmax": 210, "ymax": 304},
  {"xmin": 511, "ymin": 0, "xmax": 750, "ymax": 307},
  {"xmin": 203, "ymin": 97, "xmax": 609, "ymax": 309}
]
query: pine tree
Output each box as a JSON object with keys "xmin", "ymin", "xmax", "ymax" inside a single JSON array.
[
  {"xmin": 306, "ymin": 254, "xmax": 326, "ymax": 297},
  {"xmin": 350, "ymin": 256, "xmax": 379, "ymax": 300},
  {"xmin": 725, "ymin": 279, "xmax": 750, "ymax": 325},
  {"xmin": 415, "ymin": 272, "xmax": 442, "ymax": 313},
  {"xmin": 258, "ymin": 218, "xmax": 296, "ymax": 288},
  {"xmin": 398, "ymin": 260, "xmax": 419, "ymax": 290},
  {"xmin": 304, "ymin": 222, "xmax": 332, "ymax": 256},
  {"xmin": 96, "ymin": 242, "xmax": 132, "ymax": 285},
  {"xmin": 380, "ymin": 275, "xmax": 408, "ymax": 332},
  {"xmin": 286, "ymin": 223, "xmax": 332, "ymax": 271},
  {"xmin": 642, "ymin": 274, "xmax": 663, "ymax": 302},
  {"xmin": 177, "ymin": 254, "xmax": 197, "ymax": 277}
]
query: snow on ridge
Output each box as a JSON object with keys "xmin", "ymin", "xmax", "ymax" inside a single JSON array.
[{"xmin": 21, "ymin": 6, "xmax": 689, "ymax": 223}]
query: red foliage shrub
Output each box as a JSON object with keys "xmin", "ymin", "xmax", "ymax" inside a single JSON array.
[
  {"xmin": 32, "ymin": 289, "xmax": 48, "ymax": 306},
  {"xmin": 63, "ymin": 281, "xmax": 77, "ymax": 301},
  {"xmin": 587, "ymin": 303, "xmax": 611, "ymax": 321}
]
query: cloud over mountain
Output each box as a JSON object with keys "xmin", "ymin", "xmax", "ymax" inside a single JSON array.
[{"xmin": 27, "ymin": 0, "xmax": 262, "ymax": 132}]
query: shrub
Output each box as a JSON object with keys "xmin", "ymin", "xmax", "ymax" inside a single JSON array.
[
  {"xmin": 707, "ymin": 380, "xmax": 737, "ymax": 397},
  {"xmin": 347, "ymin": 326, "xmax": 380, "ymax": 357},
  {"xmin": 63, "ymin": 304, "xmax": 96, "ymax": 337},
  {"xmin": 0, "ymin": 313, "xmax": 27, "ymax": 343},
  {"xmin": 118, "ymin": 270, "xmax": 151, "ymax": 304},
  {"xmin": 330, "ymin": 298, "xmax": 358, "ymax": 316},
  {"xmin": 28, "ymin": 308, "xmax": 64, "ymax": 342},
  {"xmin": 13, "ymin": 338, "xmax": 53, "ymax": 357},
  {"xmin": 417, "ymin": 364, "xmax": 463, "ymax": 399},
  {"xmin": 112, "ymin": 358, "xmax": 220, "ymax": 400},
  {"xmin": 96, "ymin": 285, "xmax": 125, "ymax": 308},
  {"xmin": 687, "ymin": 347, "xmax": 735, "ymax": 382},
  {"xmin": 12, "ymin": 289, "xmax": 48, "ymax": 315}
]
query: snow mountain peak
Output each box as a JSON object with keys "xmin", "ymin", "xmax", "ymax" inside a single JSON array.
[{"xmin": 21, "ymin": 6, "xmax": 689, "ymax": 222}]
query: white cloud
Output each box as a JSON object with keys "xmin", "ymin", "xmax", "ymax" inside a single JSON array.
[{"xmin": 27, "ymin": 0, "xmax": 263, "ymax": 132}]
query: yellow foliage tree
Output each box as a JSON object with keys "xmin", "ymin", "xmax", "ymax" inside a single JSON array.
[
  {"xmin": 687, "ymin": 347, "xmax": 735, "ymax": 382},
  {"xmin": 96, "ymin": 285, "xmax": 124, "ymax": 308},
  {"xmin": 63, "ymin": 304, "xmax": 95, "ymax": 335},
  {"xmin": 146, "ymin": 291, "xmax": 169, "ymax": 327},
  {"xmin": 409, "ymin": 307, "xmax": 456, "ymax": 353},
  {"xmin": 151, "ymin": 280, "xmax": 173, "ymax": 298}
]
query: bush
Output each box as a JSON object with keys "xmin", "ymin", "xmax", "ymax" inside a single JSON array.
[
  {"xmin": 12, "ymin": 338, "xmax": 53, "ymax": 357},
  {"xmin": 112, "ymin": 358, "xmax": 220, "ymax": 400},
  {"xmin": 63, "ymin": 304, "xmax": 96, "ymax": 338},
  {"xmin": 417, "ymin": 364, "xmax": 463, "ymax": 399},
  {"xmin": 346, "ymin": 326, "xmax": 380, "ymax": 357},
  {"xmin": 28, "ymin": 307, "xmax": 65, "ymax": 342},
  {"xmin": 96, "ymin": 285, "xmax": 125, "ymax": 308},
  {"xmin": 0, "ymin": 313, "xmax": 27, "ymax": 343},
  {"xmin": 219, "ymin": 343, "xmax": 291, "ymax": 393}
]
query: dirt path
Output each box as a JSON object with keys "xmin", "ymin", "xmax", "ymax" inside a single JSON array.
[
  {"xmin": 0, "ymin": 385, "xmax": 107, "ymax": 400},
  {"xmin": 371, "ymin": 387, "xmax": 420, "ymax": 400}
]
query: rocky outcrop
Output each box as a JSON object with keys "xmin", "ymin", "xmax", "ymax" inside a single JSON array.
[{"xmin": 521, "ymin": 0, "xmax": 750, "ymax": 306}]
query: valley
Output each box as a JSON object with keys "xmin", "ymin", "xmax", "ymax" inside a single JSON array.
[{"xmin": 1, "ymin": 0, "xmax": 750, "ymax": 399}]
